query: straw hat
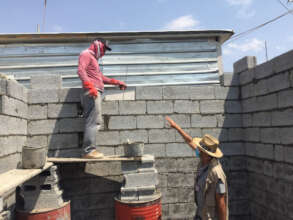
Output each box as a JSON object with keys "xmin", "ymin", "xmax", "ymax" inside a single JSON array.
[{"xmin": 192, "ymin": 134, "xmax": 223, "ymax": 158}]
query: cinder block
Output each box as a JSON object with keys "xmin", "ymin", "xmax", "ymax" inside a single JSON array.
[
  {"xmin": 28, "ymin": 89, "xmax": 59, "ymax": 104},
  {"xmin": 30, "ymin": 75, "xmax": 62, "ymax": 89},
  {"xmin": 255, "ymin": 94, "xmax": 278, "ymax": 111},
  {"xmin": 120, "ymin": 130, "xmax": 148, "ymax": 144},
  {"xmin": 119, "ymin": 101, "xmax": 146, "ymax": 115},
  {"xmin": 48, "ymin": 103, "xmax": 78, "ymax": 118},
  {"xmin": 108, "ymin": 116, "xmax": 136, "ymax": 130},
  {"xmin": 155, "ymin": 158, "xmax": 177, "ymax": 173},
  {"xmin": 147, "ymin": 101, "xmax": 173, "ymax": 114},
  {"xmin": 225, "ymin": 101, "xmax": 242, "ymax": 113},
  {"xmin": 58, "ymin": 118, "xmax": 84, "ymax": 132},
  {"xmin": 200, "ymin": 100, "xmax": 224, "ymax": 114},
  {"xmin": 176, "ymin": 158, "xmax": 198, "ymax": 172},
  {"xmin": 48, "ymin": 134, "xmax": 79, "ymax": 150},
  {"xmin": 137, "ymin": 185, "xmax": 156, "ymax": 196},
  {"xmin": 144, "ymin": 144, "xmax": 166, "ymax": 157},
  {"xmin": 253, "ymin": 112, "xmax": 271, "ymax": 127},
  {"xmin": 85, "ymin": 161, "xmax": 122, "ymax": 176},
  {"xmin": 29, "ymin": 104, "xmax": 48, "ymax": 120},
  {"xmin": 0, "ymin": 79, "xmax": 7, "ymax": 95},
  {"xmin": 228, "ymin": 128, "xmax": 244, "ymax": 141},
  {"xmin": 233, "ymin": 56, "xmax": 257, "ymax": 74},
  {"xmin": 168, "ymin": 203, "xmax": 195, "ymax": 219},
  {"xmin": 254, "ymin": 79, "xmax": 268, "ymax": 96},
  {"xmin": 26, "ymin": 136, "xmax": 47, "ymax": 148},
  {"xmin": 148, "ymin": 129, "xmax": 175, "ymax": 143},
  {"xmin": 278, "ymin": 89, "xmax": 293, "ymax": 108},
  {"xmin": 104, "ymin": 87, "xmax": 135, "ymax": 101},
  {"xmin": 102, "ymin": 101, "xmax": 119, "ymax": 115},
  {"xmin": 264, "ymin": 161, "xmax": 273, "ymax": 177},
  {"xmin": 96, "ymin": 146, "xmax": 115, "ymax": 156},
  {"xmin": 124, "ymin": 171, "xmax": 158, "ymax": 188},
  {"xmin": 136, "ymin": 86, "xmax": 162, "ymax": 100},
  {"xmin": 241, "ymin": 83, "xmax": 254, "ymax": 99},
  {"xmin": 0, "ymin": 153, "xmax": 21, "ymax": 174},
  {"xmin": 28, "ymin": 120, "xmax": 59, "ymax": 135},
  {"xmin": 166, "ymin": 143, "xmax": 194, "ymax": 157},
  {"xmin": 242, "ymin": 114, "xmax": 253, "ymax": 128},
  {"xmin": 163, "ymin": 86, "xmax": 190, "ymax": 99},
  {"xmin": 6, "ymin": 79, "xmax": 28, "ymax": 102},
  {"xmin": 190, "ymin": 86, "xmax": 215, "ymax": 100},
  {"xmin": 59, "ymin": 88, "xmax": 82, "ymax": 103},
  {"xmin": 137, "ymin": 115, "xmax": 164, "ymax": 129},
  {"xmin": 48, "ymin": 148, "xmax": 81, "ymax": 158},
  {"xmin": 120, "ymin": 187, "xmax": 138, "ymax": 201},
  {"xmin": 244, "ymin": 128, "xmax": 259, "ymax": 142},
  {"xmin": 95, "ymin": 131, "xmax": 120, "ymax": 145},
  {"xmin": 279, "ymin": 127, "xmax": 293, "ymax": 145},
  {"xmin": 272, "ymin": 49, "xmax": 293, "ymax": 74},
  {"xmin": 218, "ymin": 114, "xmax": 242, "ymax": 128},
  {"xmin": 167, "ymin": 173, "xmax": 194, "ymax": 187},
  {"xmin": 191, "ymin": 114, "xmax": 217, "ymax": 128},
  {"xmin": 175, "ymin": 128, "xmax": 201, "ymax": 142},
  {"xmin": 24, "ymin": 194, "xmax": 63, "ymax": 211},
  {"xmin": 0, "ymin": 95, "xmax": 28, "ymax": 118},
  {"xmin": 0, "ymin": 115, "xmax": 27, "ymax": 135},
  {"xmin": 267, "ymin": 72, "xmax": 290, "ymax": 93},
  {"xmin": 174, "ymin": 100, "xmax": 199, "ymax": 114},
  {"xmin": 141, "ymin": 154, "xmax": 155, "ymax": 163},
  {"xmin": 0, "ymin": 136, "xmax": 26, "ymax": 157},
  {"xmin": 214, "ymin": 86, "xmax": 239, "ymax": 100},
  {"xmin": 223, "ymin": 73, "xmax": 239, "ymax": 87},
  {"xmin": 272, "ymin": 109, "xmax": 293, "ymax": 126},
  {"xmin": 242, "ymin": 97, "xmax": 257, "ymax": 113},
  {"xmin": 274, "ymin": 145, "xmax": 284, "ymax": 162},
  {"xmin": 260, "ymin": 128, "xmax": 280, "ymax": 144},
  {"xmin": 283, "ymin": 146, "xmax": 293, "ymax": 163},
  {"xmin": 255, "ymin": 143, "xmax": 274, "ymax": 160},
  {"xmin": 166, "ymin": 114, "xmax": 190, "ymax": 128},
  {"xmin": 220, "ymin": 142, "xmax": 244, "ymax": 156},
  {"xmin": 254, "ymin": 59, "xmax": 274, "ymax": 80}
]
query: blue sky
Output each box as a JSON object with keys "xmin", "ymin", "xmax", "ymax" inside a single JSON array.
[{"xmin": 1, "ymin": 0, "xmax": 293, "ymax": 71}]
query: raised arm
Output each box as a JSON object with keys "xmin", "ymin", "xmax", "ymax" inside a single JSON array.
[{"xmin": 165, "ymin": 116, "xmax": 197, "ymax": 150}]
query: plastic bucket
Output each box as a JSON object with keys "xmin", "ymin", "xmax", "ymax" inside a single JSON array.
[{"xmin": 123, "ymin": 142, "xmax": 144, "ymax": 157}]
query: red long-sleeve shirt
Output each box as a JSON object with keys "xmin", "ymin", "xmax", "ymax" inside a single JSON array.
[{"xmin": 77, "ymin": 48, "xmax": 112, "ymax": 92}]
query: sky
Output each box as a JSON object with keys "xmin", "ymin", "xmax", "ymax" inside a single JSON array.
[{"xmin": 0, "ymin": 0, "xmax": 293, "ymax": 72}]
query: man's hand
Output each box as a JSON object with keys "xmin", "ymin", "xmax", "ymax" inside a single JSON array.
[
  {"xmin": 110, "ymin": 79, "xmax": 127, "ymax": 90},
  {"xmin": 83, "ymin": 81, "xmax": 98, "ymax": 98},
  {"xmin": 165, "ymin": 116, "xmax": 177, "ymax": 128}
]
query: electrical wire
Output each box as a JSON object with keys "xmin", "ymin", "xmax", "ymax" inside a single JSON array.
[{"xmin": 225, "ymin": 9, "xmax": 293, "ymax": 44}]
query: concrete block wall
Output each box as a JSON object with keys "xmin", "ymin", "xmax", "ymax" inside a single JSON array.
[
  {"xmin": 0, "ymin": 72, "xmax": 248, "ymax": 219},
  {"xmin": 0, "ymin": 78, "xmax": 28, "ymax": 219},
  {"xmin": 235, "ymin": 50, "xmax": 293, "ymax": 220}
]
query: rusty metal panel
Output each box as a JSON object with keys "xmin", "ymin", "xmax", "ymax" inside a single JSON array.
[{"xmin": 0, "ymin": 36, "xmax": 223, "ymax": 87}]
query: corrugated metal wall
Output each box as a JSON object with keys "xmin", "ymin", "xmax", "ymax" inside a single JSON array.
[{"xmin": 0, "ymin": 35, "xmax": 224, "ymax": 88}]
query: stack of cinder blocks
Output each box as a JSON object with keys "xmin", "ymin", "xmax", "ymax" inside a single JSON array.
[
  {"xmin": 120, "ymin": 155, "xmax": 159, "ymax": 201},
  {"xmin": 21, "ymin": 166, "xmax": 64, "ymax": 211}
]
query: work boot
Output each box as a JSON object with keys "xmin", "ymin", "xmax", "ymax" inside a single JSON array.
[{"xmin": 83, "ymin": 150, "xmax": 104, "ymax": 159}]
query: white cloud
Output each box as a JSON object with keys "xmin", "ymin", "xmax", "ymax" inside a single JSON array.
[
  {"xmin": 52, "ymin": 25, "xmax": 63, "ymax": 32},
  {"xmin": 226, "ymin": 0, "xmax": 252, "ymax": 6},
  {"xmin": 223, "ymin": 48, "xmax": 233, "ymax": 55},
  {"xmin": 164, "ymin": 15, "xmax": 200, "ymax": 30},
  {"xmin": 226, "ymin": 0, "xmax": 255, "ymax": 19},
  {"xmin": 227, "ymin": 38, "xmax": 264, "ymax": 53},
  {"xmin": 288, "ymin": 36, "xmax": 293, "ymax": 42}
]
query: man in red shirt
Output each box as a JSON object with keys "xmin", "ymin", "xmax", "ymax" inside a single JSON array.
[{"xmin": 78, "ymin": 39, "xmax": 127, "ymax": 159}]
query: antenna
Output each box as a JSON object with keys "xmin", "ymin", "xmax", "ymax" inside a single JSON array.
[{"xmin": 42, "ymin": 0, "xmax": 47, "ymax": 32}]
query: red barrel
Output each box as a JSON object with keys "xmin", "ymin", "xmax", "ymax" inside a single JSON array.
[
  {"xmin": 115, "ymin": 194, "xmax": 161, "ymax": 220},
  {"xmin": 16, "ymin": 201, "xmax": 70, "ymax": 220}
]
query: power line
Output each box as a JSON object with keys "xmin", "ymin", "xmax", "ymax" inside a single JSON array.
[
  {"xmin": 225, "ymin": 9, "xmax": 293, "ymax": 44},
  {"xmin": 276, "ymin": 0, "xmax": 293, "ymax": 16}
]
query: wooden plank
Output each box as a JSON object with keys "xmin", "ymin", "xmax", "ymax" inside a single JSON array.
[
  {"xmin": 47, "ymin": 156, "xmax": 143, "ymax": 163},
  {"xmin": 0, "ymin": 162, "xmax": 53, "ymax": 196}
]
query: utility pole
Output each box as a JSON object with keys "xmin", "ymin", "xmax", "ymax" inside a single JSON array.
[{"xmin": 42, "ymin": 0, "xmax": 47, "ymax": 32}]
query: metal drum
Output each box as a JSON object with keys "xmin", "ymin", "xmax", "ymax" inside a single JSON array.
[
  {"xmin": 115, "ymin": 194, "xmax": 162, "ymax": 220},
  {"xmin": 16, "ymin": 201, "xmax": 70, "ymax": 220}
]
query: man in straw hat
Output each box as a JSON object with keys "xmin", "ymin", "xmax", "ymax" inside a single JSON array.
[{"xmin": 166, "ymin": 116, "xmax": 228, "ymax": 220}]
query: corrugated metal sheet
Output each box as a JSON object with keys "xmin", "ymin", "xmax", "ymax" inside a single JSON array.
[{"xmin": 0, "ymin": 30, "xmax": 233, "ymax": 87}]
